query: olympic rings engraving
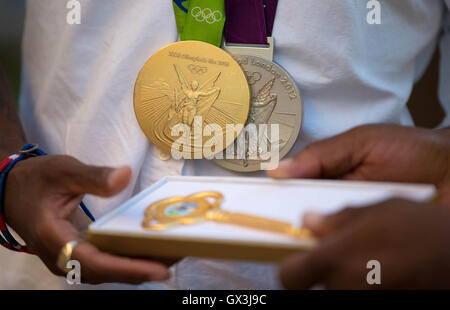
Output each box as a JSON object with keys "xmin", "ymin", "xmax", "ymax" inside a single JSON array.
[
  {"xmin": 244, "ymin": 71, "xmax": 262, "ymax": 85},
  {"xmin": 188, "ymin": 64, "xmax": 208, "ymax": 75},
  {"xmin": 191, "ymin": 6, "xmax": 223, "ymax": 24}
]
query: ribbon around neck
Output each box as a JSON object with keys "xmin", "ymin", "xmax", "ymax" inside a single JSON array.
[
  {"xmin": 173, "ymin": 0, "xmax": 226, "ymax": 47},
  {"xmin": 224, "ymin": 0, "xmax": 278, "ymax": 45}
]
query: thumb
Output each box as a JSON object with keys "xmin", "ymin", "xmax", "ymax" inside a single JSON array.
[
  {"xmin": 268, "ymin": 126, "xmax": 369, "ymax": 179},
  {"xmin": 58, "ymin": 158, "xmax": 132, "ymax": 197},
  {"xmin": 303, "ymin": 207, "xmax": 366, "ymax": 237},
  {"xmin": 437, "ymin": 181, "xmax": 450, "ymax": 208}
]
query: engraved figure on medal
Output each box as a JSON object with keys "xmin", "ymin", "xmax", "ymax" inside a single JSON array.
[
  {"xmin": 175, "ymin": 65, "xmax": 221, "ymax": 127},
  {"xmin": 213, "ymin": 54, "xmax": 303, "ymax": 172},
  {"xmin": 248, "ymin": 76, "xmax": 286, "ymax": 158},
  {"xmin": 143, "ymin": 64, "xmax": 221, "ymax": 148},
  {"xmin": 249, "ymin": 76, "xmax": 277, "ymax": 125},
  {"xmin": 242, "ymin": 76, "xmax": 277, "ymax": 165},
  {"xmin": 228, "ymin": 75, "xmax": 285, "ymax": 167},
  {"xmin": 134, "ymin": 41, "xmax": 251, "ymax": 157}
]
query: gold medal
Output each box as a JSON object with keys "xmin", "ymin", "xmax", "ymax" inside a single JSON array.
[
  {"xmin": 143, "ymin": 191, "xmax": 313, "ymax": 239},
  {"xmin": 134, "ymin": 41, "xmax": 250, "ymax": 158}
]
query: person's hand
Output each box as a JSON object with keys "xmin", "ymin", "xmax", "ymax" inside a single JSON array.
[
  {"xmin": 280, "ymin": 199, "xmax": 450, "ymax": 289},
  {"xmin": 4, "ymin": 155, "xmax": 170, "ymax": 284},
  {"xmin": 268, "ymin": 125, "xmax": 450, "ymax": 204}
]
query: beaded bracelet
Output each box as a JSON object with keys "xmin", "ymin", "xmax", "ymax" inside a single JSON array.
[{"xmin": 0, "ymin": 144, "xmax": 95, "ymax": 254}]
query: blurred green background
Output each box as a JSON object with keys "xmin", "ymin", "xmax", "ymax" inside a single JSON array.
[{"xmin": 0, "ymin": 0, "xmax": 25, "ymax": 101}]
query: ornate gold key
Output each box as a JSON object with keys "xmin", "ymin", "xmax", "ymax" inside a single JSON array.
[{"xmin": 143, "ymin": 191, "xmax": 313, "ymax": 239}]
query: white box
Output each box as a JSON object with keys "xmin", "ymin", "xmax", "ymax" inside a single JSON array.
[{"xmin": 87, "ymin": 176, "xmax": 435, "ymax": 262}]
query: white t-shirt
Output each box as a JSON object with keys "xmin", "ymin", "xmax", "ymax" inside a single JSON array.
[{"xmin": 0, "ymin": 0, "xmax": 449, "ymax": 289}]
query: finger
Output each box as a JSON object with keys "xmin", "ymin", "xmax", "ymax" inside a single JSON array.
[
  {"xmin": 72, "ymin": 242, "xmax": 170, "ymax": 285},
  {"xmin": 33, "ymin": 218, "xmax": 172, "ymax": 283},
  {"xmin": 303, "ymin": 207, "xmax": 368, "ymax": 237},
  {"xmin": 437, "ymin": 181, "xmax": 450, "ymax": 208},
  {"xmin": 281, "ymin": 208, "xmax": 371, "ymax": 289},
  {"xmin": 76, "ymin": 165, "xmax": 132, "ymax": 197},
  {"xmin": 280, "ymin": 250, "xmax": 330, "ymax": 290},
  {"xmin": 268, "ymin": 151, "xmax": 321, "ymax": 179},
  {"xmin": 268, "ymin": 126, "xmax": 370, "ymax": 179},
  {"xmin": 304, "ymin": 198, "xmax": 408, "ymax": 237},
  {"xmin": 125, "ymin": 254, "xmax": 180, "ymax": 267},
  {"xmin": 54, "ymin": 157, "xmax": 132, "ymax": 197},
  {"xmin": 144, "ymin": 256, "xmax": 180, "ymax": 267}
]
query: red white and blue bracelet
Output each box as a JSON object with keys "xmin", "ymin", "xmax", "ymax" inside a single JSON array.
[{"xmin": 0, "ymin": 144, "xmax": 95, "ymax": 254}]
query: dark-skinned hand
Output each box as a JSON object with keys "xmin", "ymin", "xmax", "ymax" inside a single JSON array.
[
  {"xmin": 4, "ymin": 155, "xmax": 170, "ymax": 284},
  {"xmin": 281, "ymin": 199, "xmax": 450, "ymax": 289},
  {"xmin": 269, "ymin": 125, "xmax": 450, "ymax": 204}
]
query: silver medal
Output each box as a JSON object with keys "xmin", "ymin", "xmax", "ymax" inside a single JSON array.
[{"xmin": 213, "ymin": 53, "xmax": 303, "ymax": 172}]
